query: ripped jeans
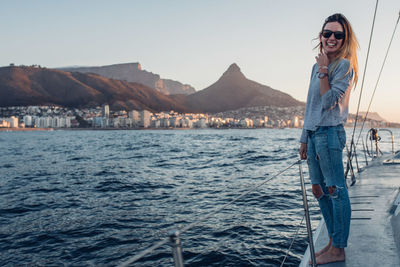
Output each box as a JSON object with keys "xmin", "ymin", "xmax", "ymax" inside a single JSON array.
[{"xmin": 307, "ymin": 125, "xmax": 351, "ymax": 248}]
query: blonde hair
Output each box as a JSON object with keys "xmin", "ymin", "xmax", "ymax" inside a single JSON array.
[{"xmin": 317, "ymin": 13, "xmax": 359, "ymax": 88}]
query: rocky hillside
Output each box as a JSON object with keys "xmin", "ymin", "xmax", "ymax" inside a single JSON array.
[
  {"xmin": 185, "ymin": 63, "xmax": 303, "ymax": 113},
  {"xmin": 0, "ymin": 64, "xmax": 305, "ymax": 115},
  {"xmin": 0, "ymin": 66, "xmax": 188, "ymax": 112},
  {"xmin": 357, "ymin": 111, "xmax": 386, "ymax": 122},
  {"xmin": 59, "ymin": 63, "xmax": 195, "ymax": 95}
]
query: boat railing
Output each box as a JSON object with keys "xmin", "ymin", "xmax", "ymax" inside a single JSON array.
[
  {"xmin": 118, "ymin": 128, "xmax": 397, "ymax": 267},
  {"xmin": 365, "ymin": 128, "xmax": 395, "ymax": 157},
  {"xmin": 118, "ymin": 158, "xmax": 319, "ymax": 267},
  {"xmin": 346, "ymin": 128, "xmax": 397, "ymax": 185}
]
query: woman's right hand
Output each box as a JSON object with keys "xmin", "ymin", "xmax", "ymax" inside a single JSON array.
[{"xmin": 299, "ymin": 143, "xmax": 307, "ymax": 160}]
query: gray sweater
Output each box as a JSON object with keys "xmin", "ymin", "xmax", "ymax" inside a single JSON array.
[{"xmin": 300, "ymin": 59, "xmax": 353, "ymax": 144}]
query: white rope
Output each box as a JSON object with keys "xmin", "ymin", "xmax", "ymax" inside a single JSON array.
[
  {"xmin": 355, "ymin": 11, "xmax": 400, "ymax": 147},
  {"xmin": 119, "ymin": 238, "xmax": 170, "ymax": 267},
  {"xmin": 349, "ymin": 0, "xmax": 379, "ymax": 142},
  {"xmin": 179, "ymin": 159, "xmax": 301, "ymax": 235},
  {"xmin": 118, "ymin": 158, "xmax": 301, "ymax": 266},
  {"xmin": 280, "ymin": 215, "xmax": 305, "ymax": 267}
]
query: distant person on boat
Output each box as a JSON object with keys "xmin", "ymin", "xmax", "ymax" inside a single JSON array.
[{"xmin": 299, "ymin": 13, "xmax": 359, "ymax": 265}]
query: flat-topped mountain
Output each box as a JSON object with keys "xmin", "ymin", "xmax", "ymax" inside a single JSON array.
[
  {"xmin": 59, "ymin": 63, "xmax": 195, "ymax": 95},
  {"xmin": 185, "ymin": 63, "xmax": 303, "ymax": 113},
  {"xmin": 0, "ymin": 66, "xmax": 188, "ymax": 112},
  {"xmin": 358, "ymin": 111, "xmax": 386, "ymax": 122},
  {"xmin": 0, "ymin": 63, "xmax": 304, "ymax": 115}
]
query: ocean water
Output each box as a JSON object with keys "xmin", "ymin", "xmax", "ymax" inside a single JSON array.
[{"xmin": 1, "ymin": 128, "xmax": 396, "ymax": 266}]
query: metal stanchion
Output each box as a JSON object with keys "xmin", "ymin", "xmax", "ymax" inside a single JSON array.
[
  {"xmin": 298, "ymin": 161, "xmax": 316, "ymax": 267},
  {"xmin": 353, "ymin": 141, "xmax": 360, "ymax": 173},
  {"xmin": 362, "ymin": 139, "xmax": 368, "ymax": 166},
  {"xmin": 169, "ymin": 230, "xmax": 184, "ymax": 267},
  {"xmin": 345, "ymin": 144, "xmax": 357, "ymax": 186},
  {"xmin": 391, "ymin": 132, "xmax": 395, "ymax": 154}
]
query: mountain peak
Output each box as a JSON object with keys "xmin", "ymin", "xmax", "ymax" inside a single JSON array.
[
  {"xmin": 223, "ymin": 63, "xmax": 242, "ymax": 74},
  {"xmin": 221, "ymin": 63, "xmax": 246, "ymax": 80},
  {"xmin": 226, "ymin": 63, "xmax": 241, "ymax": 72},
  {"xmin": 186, "ymin": 63, "xmax": 303, "ymax": 113}
]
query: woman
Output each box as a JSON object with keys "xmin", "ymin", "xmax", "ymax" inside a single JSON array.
[{"xmin": 299, "ymin": 13, "xmax": 359, "ymax": 265}]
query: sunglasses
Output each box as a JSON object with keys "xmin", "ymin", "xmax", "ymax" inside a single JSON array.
[{"xmin": 322, "ymin": 30, "xmax": 345, "ymax": 40}]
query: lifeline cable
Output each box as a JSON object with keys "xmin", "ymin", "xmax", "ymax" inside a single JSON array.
[
  {"xmin": 350, "ymin": 0, "xmax": 379, "ymax": 141},
  {"xmin": 280, "ymin": 215, "xmax": 305, "ymax": 267},
  {"xmin": 354, "ymin": 11, "xmax": 400, "ymax": 148},
  {"xmin": 118, "ymin": 159, "xmax": 301, "ymax": 267},
  {"xmin": 348, "ymin": 0, "xmax": 379, "ymax": 156},
  {"xmin": 178, "ymin": 159, "xmax": 301, "ymax": 236}
]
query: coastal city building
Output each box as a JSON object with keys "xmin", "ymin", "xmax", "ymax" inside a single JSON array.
[
  {"xmin": 0, "ymin": 119, "xmax": 10, "ymax": 128},
  {"xmin": 23, "ymin": 115, "xmax": 32, "ymax": 127},
  {"xmin": 0, "ymin": 116, "xmax": 19, "ymax": 128},
  {"xmin": 1, "ymin": 105, "xmax": 396, "ymax": 130},
  {"xmin": 128, "ymin": 110, "xmax": 140, "ymax": 123},
  {"xmin": 140, "ymin": 110, "xmax": 151, "ymax": 128},
  {"xmin": 102, "ymin": 104, "xmax": 110, "ymax": 118}
]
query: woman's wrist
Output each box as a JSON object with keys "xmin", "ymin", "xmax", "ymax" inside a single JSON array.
[{"xmin": 318, "ymin": 65, "xmax": 328, "ymax": 73}]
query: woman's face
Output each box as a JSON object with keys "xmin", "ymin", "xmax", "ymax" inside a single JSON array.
[{"xmin": 320, "ymin": 21, "xmax": 344, "ymax": 57}]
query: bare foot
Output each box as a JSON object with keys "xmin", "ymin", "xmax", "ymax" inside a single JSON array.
[
  {"xmin": 309, "ymin": 239, "xmax": 332, "ymax": 264},
  {"xmin": 315, "ymin": 242, "xmax": 331, "ymax": 257},
  {"xmin": 316, "ymin": 247, "xmax": 345, "ymax": 265}
]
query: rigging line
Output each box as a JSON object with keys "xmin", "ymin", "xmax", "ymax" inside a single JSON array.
[
  {"xmin": 118, "ymin": 158, "xmax": 301, "ymax": 267},
  {"xmin": 119, "ymin": 237, "xmax": 170, "ymax": 267},
  {"xmin": 355, "ymin": 11, "xmax": 400, "ymax": 148},
  {"xmin": 179, "ymin": 159, "xmax": 301, "ymax": 235},
  {"xmin": 280, "ymin": 215, "xmax": 305, "ymax": 267},
  {"xmin": 349, "ymin": 0, "xmax": 379, "ymax": 153},
  {"xmin": 131, "ymin": 157, "xmax": 303, "ymax": 252}
]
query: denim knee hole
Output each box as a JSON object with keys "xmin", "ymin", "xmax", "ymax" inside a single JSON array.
[
  {"xmin": 328, "ymin": 185, "xmax": 344, "ymax": 198},
  {"xmin": 316, "ymin": 192, "xmax": 326, "ymax": 201}
]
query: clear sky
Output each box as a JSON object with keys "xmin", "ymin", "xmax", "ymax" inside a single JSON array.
[{"xmin": 1, "ymin": 0, "xmax": 399, "ymax": 122}]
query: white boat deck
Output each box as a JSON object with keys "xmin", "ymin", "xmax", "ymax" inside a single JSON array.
[{"xmin": 300, "ymin": 155, "xmax": 400, "ymax": 266}]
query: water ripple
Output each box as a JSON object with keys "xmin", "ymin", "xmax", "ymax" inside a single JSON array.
[{"xmin": 0, "ymin": 128, "xmax": 324, "ymax": 266}]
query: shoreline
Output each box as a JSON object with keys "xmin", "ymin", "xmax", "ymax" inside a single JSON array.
[
  {"xmin": 0, "ymin": 127, "xmax": 289, "ymax": 132},
  {"xmin": 0, "ymin": 128, "xmax": 54, "ymax": 132},
  {"xmin": 1, "ymin": 125, "xmax": 399, "ymax": 132}
]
